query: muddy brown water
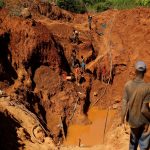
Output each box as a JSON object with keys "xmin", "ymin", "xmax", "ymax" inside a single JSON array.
[{"xmin": 64, "ymin": 107, "xmax": 115, "ymax": 146}]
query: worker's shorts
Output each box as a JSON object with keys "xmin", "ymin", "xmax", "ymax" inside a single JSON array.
[{"xmin": 129, "ymin": 125, "xmax": 150, "ymax": 150}]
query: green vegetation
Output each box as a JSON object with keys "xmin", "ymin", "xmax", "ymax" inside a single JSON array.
[
  {"xmin": 84, "ymin": 0, "xmax": 113, "ymax": 12},
  {"xmin": 56, "ymin": 0, "xmax": 150, "ymax": 13},
  {"xmin": 0, "ymin": 0, "xmax": 5, "ymax": 8},
  {"xmin": 109, "ymin": 0, "xmax": 150, "ymax": 9},
  {"xmin": 57, "ymin": 0, "xmax": 86, "ymax": 13},
  {"xmin": 136, "ymin": 0, "xmax": 150, "ymax": 6}
]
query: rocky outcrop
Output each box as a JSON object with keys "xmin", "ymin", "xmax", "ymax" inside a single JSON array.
[
  {"xmin": 0, "ymin": 10, "xmax": 70, "ymax": 83},
  {"xmin": 31, "ymin": 1, "xmax": 73, "ymax": 21}
]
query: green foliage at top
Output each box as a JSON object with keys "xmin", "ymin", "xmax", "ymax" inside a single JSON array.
[
  {"xmin": 0, "ymin": 0, "xmax": 5, "ymax": 8},
  {"xmin": 85, "ymin": 0, "xmax": 113, "ymax": 12},
  {"xmin": 56, "ymin": 0, "xmax": 150, "ymax": 13},
  {"xmin": 57, "ymin": 0, "xmax": 86, "ymax": 13},
  {"xmin": 136, "ymin": 0, "xmax": 150, "ymax": 6},
  {"xmin": 109, "ymin": 0, "xmax": 136, "ymax": 9}
]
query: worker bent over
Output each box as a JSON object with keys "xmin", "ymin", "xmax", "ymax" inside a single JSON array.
[
  {"xmin": 70, "ymin": 30, "xmax": 79, "ymax": 44},
  {"xmin": 122, "ymin": 61, "xmax": 150, "ymax": 150}
]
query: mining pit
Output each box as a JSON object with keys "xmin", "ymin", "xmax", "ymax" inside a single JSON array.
[{"xmin": 0, "ymin": 1, "xmax": 150, "ymax": 150}]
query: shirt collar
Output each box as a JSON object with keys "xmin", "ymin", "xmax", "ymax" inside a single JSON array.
[{"xmin": 134, "ymin": 78, "xmax": 144, "ymax": 83}]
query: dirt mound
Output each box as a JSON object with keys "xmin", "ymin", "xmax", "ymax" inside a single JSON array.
[
  {"xmin": 32, "ymin": 1, "xmax": 73, "ymax": 21},
  {"xmin": 0, "ymin": 95, "xmax": 56, "ymax": 150},
  {"xmin": 0, "ymin": 9, "xmax": 71, "ymax": 82},
  {"xmin": 4, "ymin": 0, "xmax": 73, "ymax": 21}
]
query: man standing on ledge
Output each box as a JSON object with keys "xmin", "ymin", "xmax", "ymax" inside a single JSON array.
[
  {"xmin": 88, "ymin": 15, "xmax": 92, "ymax": 30},
  {"xmin": 122, "ymin": 61, "xmax": 150, "ymax": 150}
]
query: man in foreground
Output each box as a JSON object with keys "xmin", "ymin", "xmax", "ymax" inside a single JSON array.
[{"xmin": 122, "ymin": 61, "xmax": 150, "ymax": 150}]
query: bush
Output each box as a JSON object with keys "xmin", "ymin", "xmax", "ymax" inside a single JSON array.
[
  {"xmin": 0, "ymin": 0, "xmax": 5, "ymax": 8},
  {"xmin": 96, "ymin": 1, "xmax": 112, "ymax": 12},
  {"xmin": 57, "ymin": 0, "xmax": 87, "ymax": 13},
  {"xmin": 136, "ymin": 0, "xmax": 150, "ymax": 6},
  {"xmin": 85, "ymin": 1, "xmax": 112, "ymax": 12},
  {"xmin": 109, "ymin": 0, "xmax": 136, "ymax": 9}
]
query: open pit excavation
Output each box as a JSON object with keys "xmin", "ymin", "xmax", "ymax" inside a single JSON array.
[{"xmin": 0, "ymin": 1, "xmax": 150, "ymax": 150}]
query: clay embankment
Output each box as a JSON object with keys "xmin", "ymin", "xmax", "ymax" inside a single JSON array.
[
  {"xmin": 0, "ymin": 2, "xmax": 150, "ymax": 149},
  {"xmin": 37, "ymin": 7, "xmax": 150, "ymax": 108},
  {"xmin": 0, "ymin": 6, "xmax": 91, "ymax": 148}
]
